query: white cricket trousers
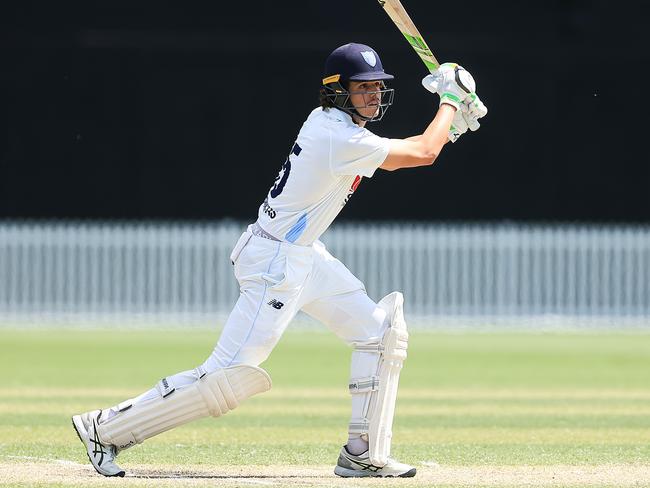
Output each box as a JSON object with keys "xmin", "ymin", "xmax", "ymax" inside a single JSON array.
[
  {"xmin": 203, "ymin": 229, "xmax": 388, "ymax": 369},
  {"xmin": 124, "ymin": 227, "xmax": 388, "ymax": 444}
]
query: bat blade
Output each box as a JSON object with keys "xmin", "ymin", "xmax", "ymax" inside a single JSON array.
[{"xmin": 378, "ymin": 0, "xmax": 440, "ymax": 73}]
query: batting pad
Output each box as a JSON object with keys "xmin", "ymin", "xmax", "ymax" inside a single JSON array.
[
  {"xmin": 97, "ymin": 365, "xmax": 272, "ymax": 450},
  {"xmin": 349, "ymin": 292, "xmax": 408, "ymax": 467}
]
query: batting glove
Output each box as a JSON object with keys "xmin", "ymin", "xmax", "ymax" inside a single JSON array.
[
  {"xmin": 462, "ymin": 93, "xmax": 488, "ymax": 131},
  {"xmin": 449, "ymin": 95, "xmax": 489, "ymax": 142},
  {"xmin": 448, "ymin": 109, "xmax": 469, "ymax": 143},
  {"xmin": 422, "ymin": 62, "xmax": 476, "ymax": 109}
]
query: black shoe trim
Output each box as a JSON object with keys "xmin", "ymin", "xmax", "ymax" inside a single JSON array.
[
  {"xmin": 399, "ymin": 467, "xmax": 417, "ymax": 478},
  {"xmin": 71, "ymin": 417, "xmax": 125, "ymax": 478}
]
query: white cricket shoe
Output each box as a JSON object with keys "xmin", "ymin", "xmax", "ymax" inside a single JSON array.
[
  {"xmin": 72, "ymin": 410, "xmax": 125, "ymax": 477},
  {"xmin": 334, "ymin": 445, "xmax": 416, "ymax": 478}
]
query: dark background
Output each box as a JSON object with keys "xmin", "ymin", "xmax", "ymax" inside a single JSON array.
[{"xmin": 1, "ymin": 1, "xmax": 648, "ymax": 222}]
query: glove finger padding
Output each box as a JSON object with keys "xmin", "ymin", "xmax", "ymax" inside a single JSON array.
[
  {"xmin": 465, "ymin": 93, "xmax": 488, "ymax": 119},
  {"xmin": 466, "ymin": 118, "xmax": 481, "ymax": 132},
  {"xmin": 461, "ymin": 93, "xmax": 487, "ymax": 132}
]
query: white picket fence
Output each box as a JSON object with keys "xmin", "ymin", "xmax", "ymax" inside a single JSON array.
[{"xmin": 0, "ymin": 221, "xmax": 648, "ymax": 327}]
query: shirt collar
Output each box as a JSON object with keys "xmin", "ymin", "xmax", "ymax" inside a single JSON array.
[{"xmin": 323, "ymin": 107, "xmax": 356, "ymax": 126}]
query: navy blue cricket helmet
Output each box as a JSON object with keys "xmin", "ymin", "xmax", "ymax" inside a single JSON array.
[{"xmin": 321, "ymin": 43, "xmax": 395, "ymax": 122}]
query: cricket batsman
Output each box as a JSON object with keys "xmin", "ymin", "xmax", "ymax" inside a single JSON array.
[{"xmin": 72, "ymin": 42, "xmax": 487, "ymax": 478}]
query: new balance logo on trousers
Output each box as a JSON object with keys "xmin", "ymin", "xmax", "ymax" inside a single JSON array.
[{"xmin": 267, "ymin": 299, "xmax": 284, "ymax": 309}]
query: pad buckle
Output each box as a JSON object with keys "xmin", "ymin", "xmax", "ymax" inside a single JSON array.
[
  {"xmin": 156, "ymin": 377, "xmax": 176, "ymax": 398},
  {"xmin": 348, "ymin": 376, "xmax": 379, "ymax": 393}
]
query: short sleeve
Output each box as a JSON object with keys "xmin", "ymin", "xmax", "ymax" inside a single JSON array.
[{"xmin": 329, "ymin": 127, "xmax": 391, "ymax": 178}]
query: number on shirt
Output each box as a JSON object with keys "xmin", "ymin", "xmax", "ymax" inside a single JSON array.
[{"xmin": 270, "ymin": 142, "xmax": 302, "ymax": 199}]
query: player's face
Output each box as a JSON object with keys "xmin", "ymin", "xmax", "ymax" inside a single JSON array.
[{"xmin": 348, "ymin": 80, "xmax": 383, "ymax": 119}]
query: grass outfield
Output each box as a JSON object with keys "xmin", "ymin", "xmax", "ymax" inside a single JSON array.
[{"xmin": 0, "ymin": 329, "xmax": 649, "ymax": 487}]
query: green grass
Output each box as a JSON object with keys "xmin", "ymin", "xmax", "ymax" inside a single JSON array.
[{"xmin": 0, "ymin": 329, "xmax": 649, "ymax": 486}]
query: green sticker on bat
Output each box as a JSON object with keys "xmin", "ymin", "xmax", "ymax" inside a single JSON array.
[
  {"xmin": 422, "ymin": 59, "xmax": 439, "ymax": 71},
  {"xmin": 403, "ymin": 33, "xmax": 428, "ymax": 51}
]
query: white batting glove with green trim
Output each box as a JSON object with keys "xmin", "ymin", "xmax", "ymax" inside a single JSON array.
[
  {"xmin": 462, "ymin": 93, "xmax": 488, "ymax": 131},
  {"xmin": 422, "ymin": 63, "xmax": 476, "ymax": 109},
  {"xmin": 449, "ymin": 95, "xmax": 488, "ymax": 142}
]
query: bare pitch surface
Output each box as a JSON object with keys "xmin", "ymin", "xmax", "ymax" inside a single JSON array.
[
  {"xmin": 3, "ymin": 462, "xmax": 650, "ymax": 487},
  {"xmin": 1, "ymin": 329, "xmax": 649, "ymax": 487}
]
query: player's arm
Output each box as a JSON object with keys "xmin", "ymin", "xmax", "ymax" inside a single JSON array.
[
  {"xmin": 380, "ymin": 63, "xmax": 487, "ymax": 172},
  {"xmin": 380, "ymin": 104, "xmax": 455, "ymax": 171}
]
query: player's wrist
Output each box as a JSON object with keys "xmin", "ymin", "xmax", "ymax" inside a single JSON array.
[{"xmin": 439, "ymin": 93, "xmax": 462, "ymax": 110}]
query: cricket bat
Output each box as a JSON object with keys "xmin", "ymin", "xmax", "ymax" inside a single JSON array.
[
  {"xmin": 377, "ymin": 0, "xmax": 440, "ymax": 73},
  {"xmin": 378, "ymin": 0, "xmax": 484, "ymax": 133}
]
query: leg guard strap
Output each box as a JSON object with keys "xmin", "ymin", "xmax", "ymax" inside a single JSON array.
[{"xmin": 348, "ymin": 376, "xmax": 379, "ymax": 394}]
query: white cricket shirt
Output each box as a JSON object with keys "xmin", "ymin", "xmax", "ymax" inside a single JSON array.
[{"xmin": 256, "ymin": 107, "xmax": 391, "ymax": 246}]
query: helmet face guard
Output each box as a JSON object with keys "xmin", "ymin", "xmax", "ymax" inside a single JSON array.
[
  {"xmin": 322, "ymin": 79, "xmax": 395, "ymax": 122},
  {"xmin": 322, "ymin": 43, "xmax": 396, "ymax": 122}
]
